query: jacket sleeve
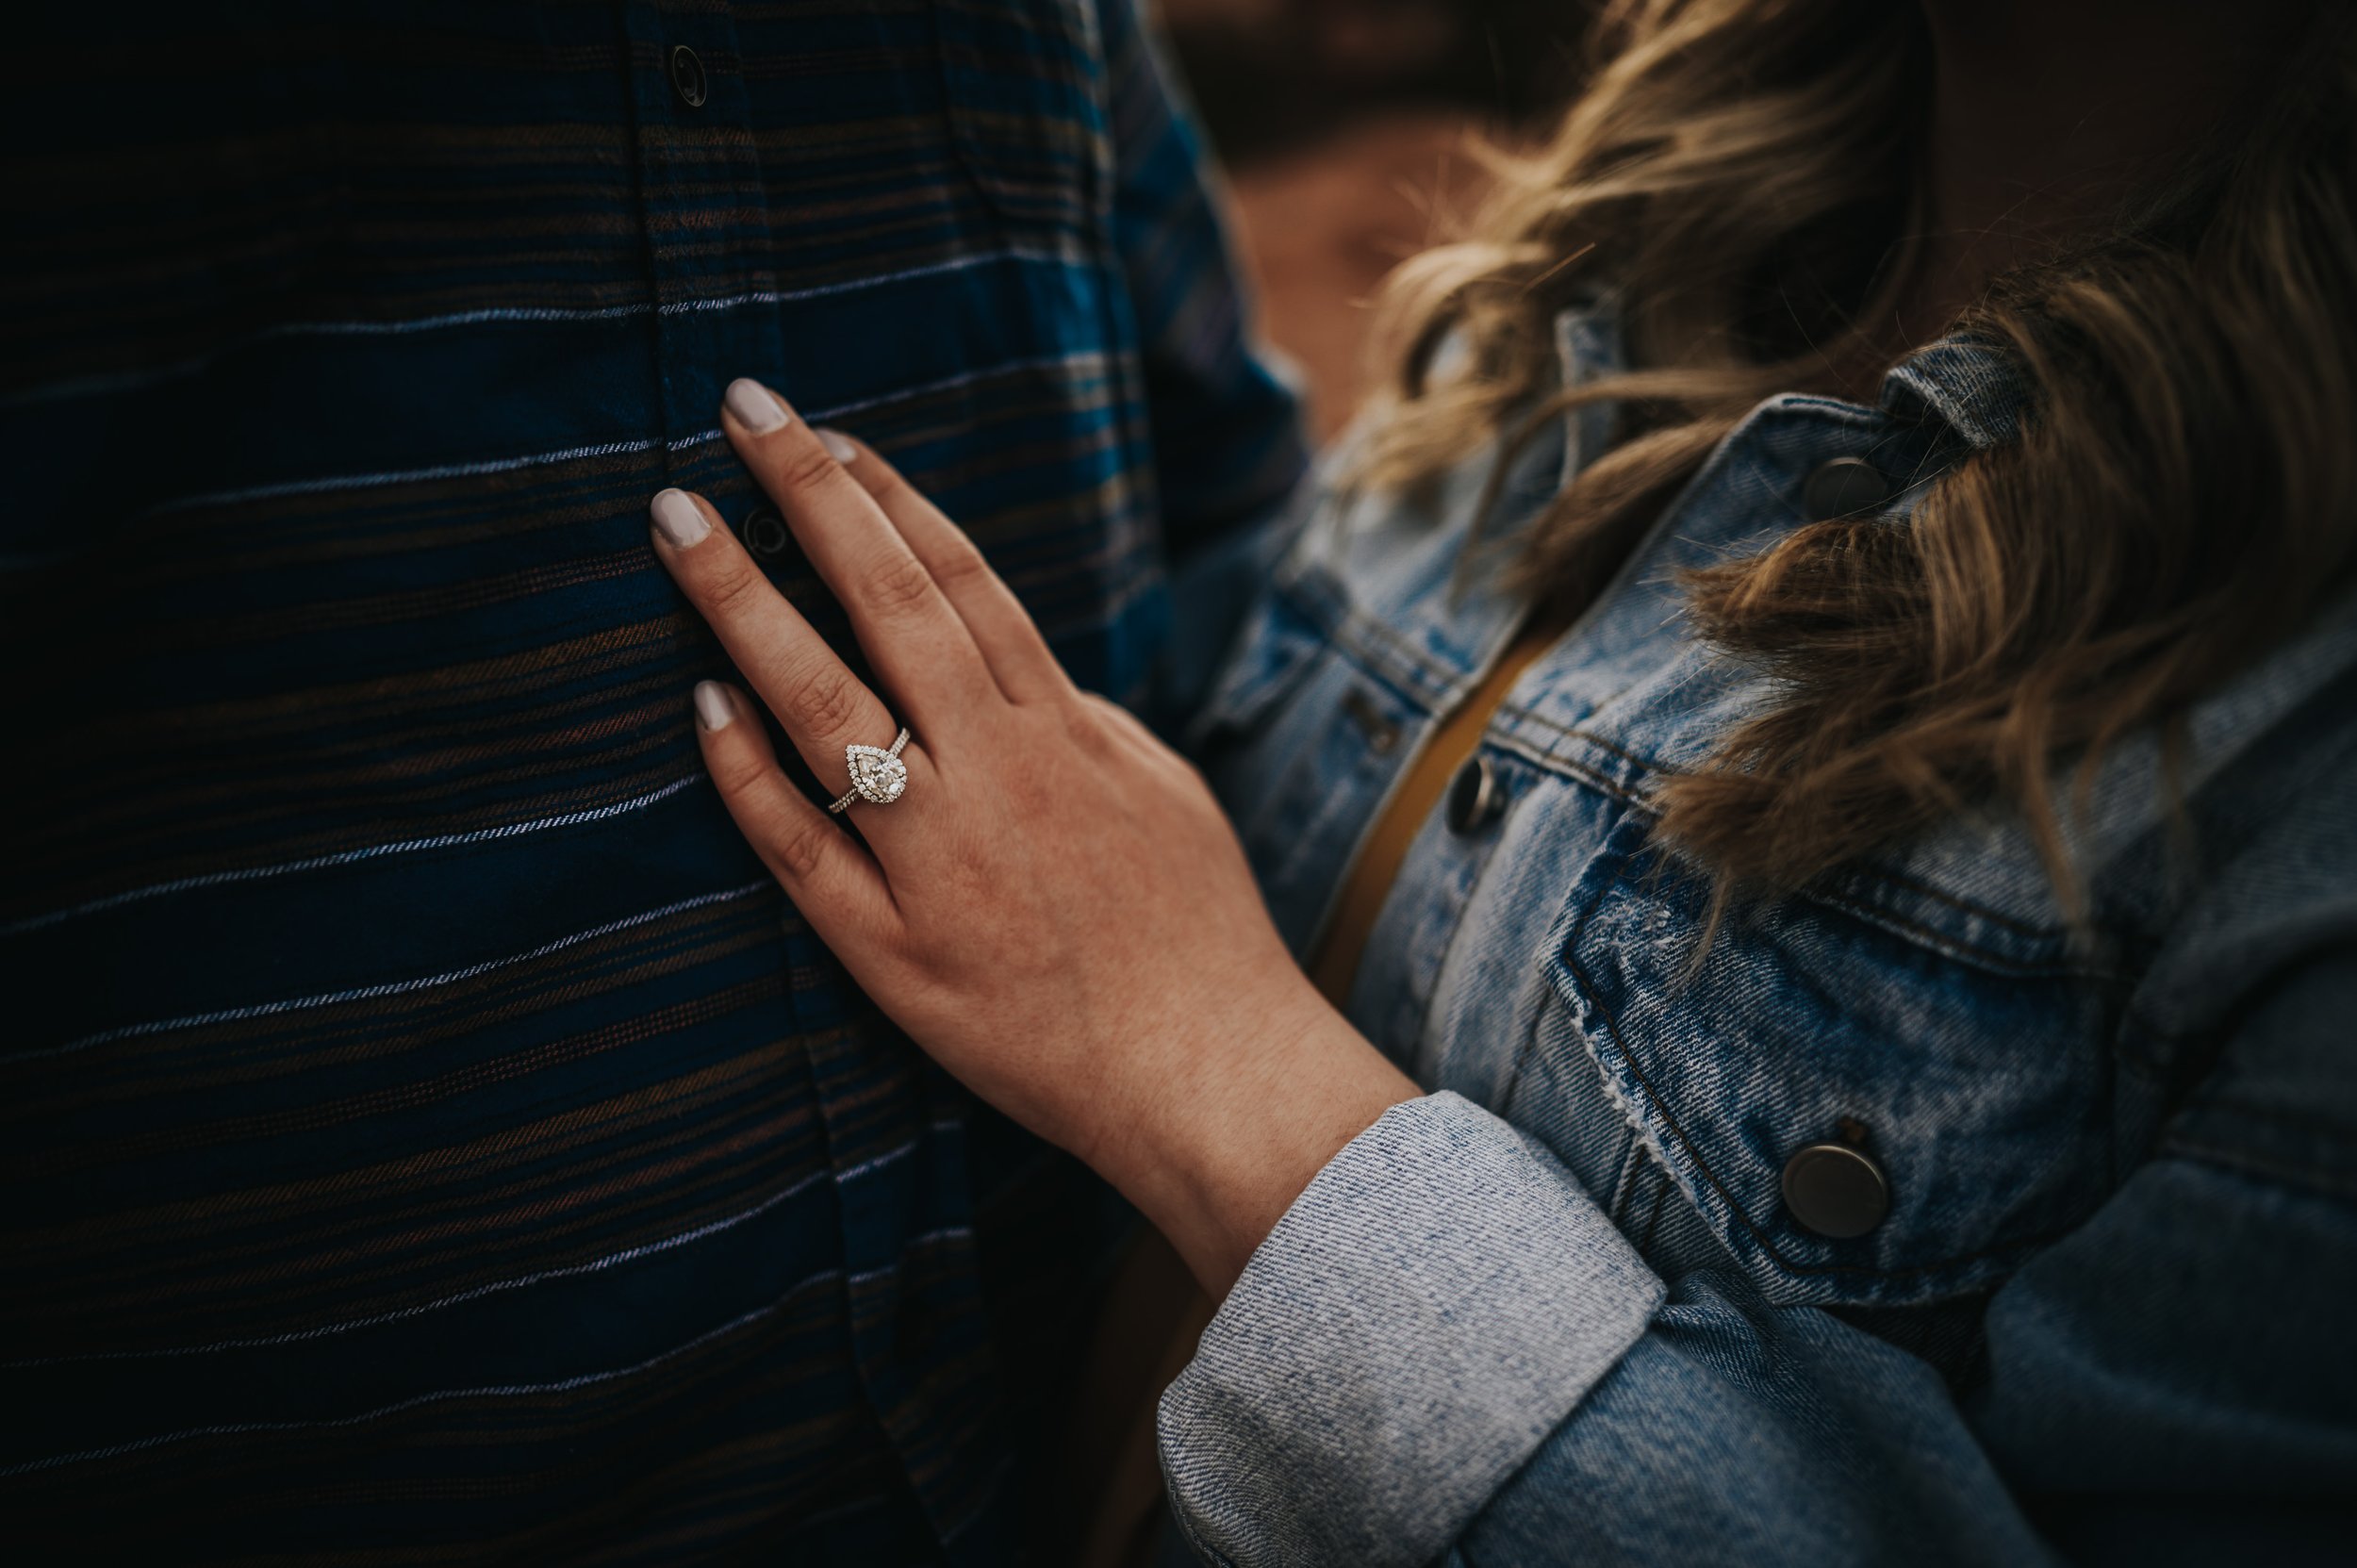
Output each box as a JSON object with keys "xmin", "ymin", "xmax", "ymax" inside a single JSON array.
[{"xmin": 1156, "ymin": 947, "xmax": 2357, "ymax": 1567}]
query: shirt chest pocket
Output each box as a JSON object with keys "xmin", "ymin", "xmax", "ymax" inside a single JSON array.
[
  {"xmin": 1541, "ymin": 822, "xmax": 2138, "ymax": 1309},
  {"xmin": 931, "ymin": 0, "xmax": 1111, "ymax": 238}
]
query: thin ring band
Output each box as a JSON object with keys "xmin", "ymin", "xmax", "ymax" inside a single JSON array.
[{"xmin": 827, "ymin": 726, "xmax": 912, "ymax": 814}]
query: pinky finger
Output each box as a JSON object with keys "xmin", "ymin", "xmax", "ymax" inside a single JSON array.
[{"xmin": 692, "ymin": 682, "xmax": 898, "ymax": 939}]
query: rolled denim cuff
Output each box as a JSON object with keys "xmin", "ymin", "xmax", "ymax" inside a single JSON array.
[{"xmin": 1157, "ymin": 1091, "xmax": 1666, "ymax": 1567}]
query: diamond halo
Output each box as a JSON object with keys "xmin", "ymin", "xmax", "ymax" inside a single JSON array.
[{"xmin": 827, "ymin": 727, "xmax": 911, "ymax": 814}]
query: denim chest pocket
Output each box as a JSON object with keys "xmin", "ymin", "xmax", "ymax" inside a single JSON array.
[
  {"xmin": 1546, "ymin": 821, "xmax": 2137, "ymax": 1308},
  {"xmin": 931, "ymin": 0, "xmax": 1111, "ymax": 237},
  {"xmin": 1194, "ymin": 578, "xmax": 1409, "ymax": 951},
  {"xmin": 1195, "ymin": 576, "xmax": 1330, "ymax": 743}
]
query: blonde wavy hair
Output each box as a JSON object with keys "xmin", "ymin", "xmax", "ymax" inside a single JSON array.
[{"xmin": 1359, "ymin": 0, "xmax": 2357, "ymax": 906}]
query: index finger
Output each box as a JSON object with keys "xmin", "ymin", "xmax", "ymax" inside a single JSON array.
[{"xmin": 720, "ymin": 378, "xmax": 999, "ymax": 735}]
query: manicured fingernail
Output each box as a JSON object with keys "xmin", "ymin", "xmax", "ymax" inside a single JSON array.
[
  {"xmin": 816, "ymin": 427, "xmax": 858, "ymax": 463},
  {"xmin": 724, "ymin": 377, "xmax": 792, "ymax": 434},
  {"xmin": 650, "ymin": 487, "xmax": 711, "ymax": 549},
  {"xmin": 693, "ymin": 681, "xmax": 734, "ymax": 732}
]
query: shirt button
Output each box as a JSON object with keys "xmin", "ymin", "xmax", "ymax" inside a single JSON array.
[
  {"xmin": 1445, "ymin": 754, "xmax": 1504, "ymax": 835},
  {"xmin": 1781, "ymin": 1141, "xmax": 1890, "ymax": 1239},
  {"xmin": 1803, "ymin": 456, "xmax": 1892, "ymax": 520},
  {"xmin": 669, "ymin": 44, "xmax": 708, "ymax": 108},
  {"xmin": 741, "ymin": 508, "xmax": 790, "ymax": 560}
]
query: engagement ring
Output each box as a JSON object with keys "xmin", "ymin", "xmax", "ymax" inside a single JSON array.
[{"xmin": 828, "ymin": 727, "xmax": 911, "ymax": 813}]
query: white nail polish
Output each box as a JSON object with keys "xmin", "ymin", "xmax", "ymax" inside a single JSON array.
[
  {"xmin": 724, "ymin": 378, "xmax": 792, "ymax": 434},
  {"xmin": 816, "ymin": 427, "xmax": 858, "ymax": 463},
  {"xmin": 650, "ymin": 488, "xmax": 711, "ymax": 549},
  {"xmin": 693, "ymin": 682, "xmax": 734, "ymax": 732}
]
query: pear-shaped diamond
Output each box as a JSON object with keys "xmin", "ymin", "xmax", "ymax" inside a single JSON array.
[{"xmin": 846, "ymin": 743, "xmax": 908, "ymax": 804}]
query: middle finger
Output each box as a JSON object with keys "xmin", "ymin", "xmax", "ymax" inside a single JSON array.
[{"xmin": 720, "ymin": 377, "xmax": 1000, "ymax": 736}]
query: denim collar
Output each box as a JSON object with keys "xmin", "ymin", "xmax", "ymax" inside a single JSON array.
[
  {"xmin": 1876, "ymin": 335, "xmax": 2027, "ymax": 451},
  {"xmin": 1551, "ymin": 301, "xmax": 2030, "ymax": 455}
]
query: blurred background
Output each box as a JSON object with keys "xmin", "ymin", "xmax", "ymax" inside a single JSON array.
[{"xmin": 1160, "ymin": 0, "xmax": 1591, "ymax": 437}]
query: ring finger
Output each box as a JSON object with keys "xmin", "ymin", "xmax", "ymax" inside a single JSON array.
[{"xmin": 649, "ymin": 486, "xmax": 932, "ymax": 836}]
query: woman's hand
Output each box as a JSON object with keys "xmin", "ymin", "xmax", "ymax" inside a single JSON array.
[{"xmin": 648, "ymin": 378, "xmax": 1418, "ymax": 1293}]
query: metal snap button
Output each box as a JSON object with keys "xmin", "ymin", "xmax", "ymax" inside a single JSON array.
[
  {"xmin": 669, "ymin": 44, "xmax": 708, "ymax": 108},
  {"xmin": 1780, "ymin": 1141, "xmax": 1890, "ymax": 1239},
  {"xmin": 741, "ymin": 508, "xmax": 790, "ymax": 560},
  {"xmin": 1444, "ymin": 754, "xmax": 1503, "ymax": 835},
  {"xmin": 1803, "ymin": 456, "xmax": 1892, "ymax": 520}
]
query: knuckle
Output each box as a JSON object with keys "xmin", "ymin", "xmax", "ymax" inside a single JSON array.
[
  {"xmin": 772, "ymin": 440, "xmax": 842, "ymax": 495},
  {"xmin": 929, "ymin": 536, "xmax": 993, "ymax": 591},
  {"xmin": 890, "ymin": 932, "xmax": 948, "ymax": 988},
  {"xmin": 865, "ymin": 463, "xmax": 915, "ymax": 508},
  {"xmin": 770, "ymin": 816, "xmax": 838, "ymax": 884},
  {"xmin": 708, "ymin": 744, "xmax": 772, "ymax": 801},
  {"xmin": 1062, "ymin": 700, "xmax": 1115, "ymax": 750},
  {"xmin": 862, "ymin": 551, "xmax": 938, "ymax": 617},
  {"xmin": 701, "ymin": 556, "xmax": 772, "ymax": 620},
  {"xmin": 787, "ymin": 659, "xmax": 866, "ymax": 736}
]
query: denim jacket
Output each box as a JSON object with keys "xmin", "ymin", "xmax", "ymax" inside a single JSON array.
[{"xmin": 1153, "ymin": 306, "xmax": 2357, "ymax": 1566}]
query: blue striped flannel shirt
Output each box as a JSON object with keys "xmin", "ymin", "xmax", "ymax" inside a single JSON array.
[{"xmin": 0, "ymin": 3, "xmax": 1304, "ymax": 1561}]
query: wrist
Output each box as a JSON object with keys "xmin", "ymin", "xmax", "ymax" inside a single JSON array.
[{"xmin": 1095, "ymin": 984, "xmax": 1419, "ymax": 1296}]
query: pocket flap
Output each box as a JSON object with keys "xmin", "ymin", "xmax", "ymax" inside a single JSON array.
[{"xmin": 1552, "ymin": 830, "xmax": 2130, "ymax": 1307}]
